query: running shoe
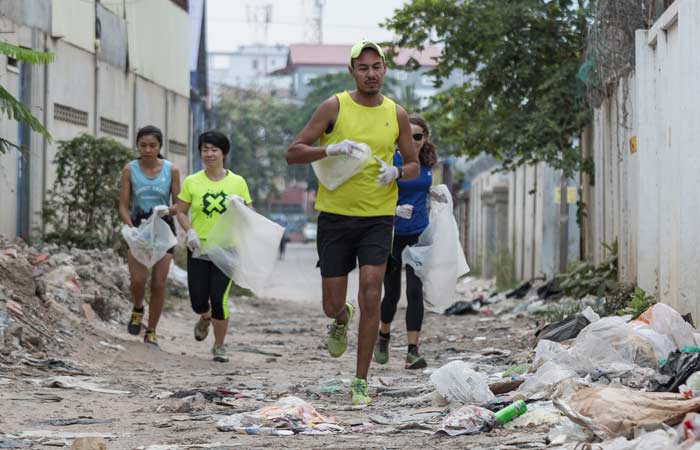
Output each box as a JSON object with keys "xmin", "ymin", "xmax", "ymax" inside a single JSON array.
[
  {"xmin": 194, "ymin": 316, "xmax": 211, "ymax": 341},
  {"xmin": 327, "ymin": 303, "xmax": 354, "ymax": 357},
  {"xmin": 373, "ymin": 335, "xmax": 390, "ymax": 364},
  {"xmin": 127, "ymin": 309, "xmax": 144, "ymax": 335},
  {"xmin": 144, "ymin": 329, "xmax": 159, "ymax": 348},
  {"xmin": 349, "ymin": 377, "xmax": 371, "ymax": 405},
  {"xmin": 405, "ymin": 351, "xmax": 427, "ymax": 370},
  {"xmin": 212, "ymin": 345, "xmax": 229, "ymax": 363}
]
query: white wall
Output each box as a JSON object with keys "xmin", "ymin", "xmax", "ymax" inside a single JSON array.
[
  {"xmin": 585, "ymin": 75, "xmax": 639, "ymax": 284},
  {"xmin": 635, "ymin": 0, "xmax": 700, "ymax": 319},
  {"xmin": 51, "ymin": 0, "xmax": 95, "ymax": 53}
]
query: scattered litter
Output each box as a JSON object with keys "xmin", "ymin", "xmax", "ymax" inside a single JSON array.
[
  {"xmin": 97, "ymin": 341, "xmax": 125, "ymax": 351},
  {"xmin": 680, "ymin": 372, "xmax": 700, "ymax": 398},
  {"xmin": 547, "ymin": 417, "xmax": 595, "ymax": 445},
  {"xmin": 635, "ymin": 303, "xmax": 698, "ymax": 349},
  {"xmin": 43, "ymin": 265, "xmax": 81, "ymax": 299},
  {"xmin": 554, "ymin": 385, "xmax": 700, "ymax": 439},
  {"xmin": 31, "ymin": 418, "xmax": 113, "ymax": 426},
  {"xmin": 535, "ymin": 310, "xmax": 594, "ymax": 344},
  {"xmin": 494, "ymin": 400, "xmax": 528, "ymax": 425},
  {"xmin": 436, "ymin": 405, "xmax": 495, "ymax": 436},
  {"xmin": 430, "ymin": 361, "xmax": 495, "ymax": 404},
  {"xmin": 23, "ymin": 357, "xmax": 86, "ymax": 375},
  {"xmin": 18, "ymin": 431, "xmax": 116, "ymax": 440},
  {"xmin": 444, "ymin": 298, "xmax": 481, "ymax": 316},
  {"xmin": 0, "ymin": 439, "xmax": 32, "ymax": 449},
  {"xmin": 502, "ymin": 364, "xmax": 529, "ymax": 377},
  {"xmin": 43, "ymin": 376, "xmax": 130, "ymax": 395},
  {"xmin": 653, "ymin": 351, "xmax": 700, "ymax": 392},
  {"xmin": 369, "ymin": 408, "xmax": 443, "ymax": 426},
  {"xmin": 217, "ymin": 396, "xmax": 342, "ymax": 434}
]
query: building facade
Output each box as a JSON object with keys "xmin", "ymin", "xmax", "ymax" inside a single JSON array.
[
  {"xmin": 208, "ymin": 44, "xmax": 291, "ymax": 97},
  {"xmin": 0, "ymin": 0, "xmax": 191, "ymax": 240}
]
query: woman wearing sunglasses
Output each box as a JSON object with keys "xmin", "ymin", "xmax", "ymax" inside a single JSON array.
[{"xmin": 374, "ymin": 115, "xmax": 443, "ymax": 369}]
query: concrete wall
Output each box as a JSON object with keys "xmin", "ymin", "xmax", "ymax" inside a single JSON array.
[
  {"xmin": 583, "ymin": 75, "xmax": 639, "ymax": 284},
  {"xmin": 51, "ymin": 0, "xmax": 95, "ymax": 53},
  {"xmin": 635, "ymin": 0, "xmax": 700, "ymax": 319},
  {"xmin": 0, "ymin": 3, "xmax": 191, "ymax": 240}
]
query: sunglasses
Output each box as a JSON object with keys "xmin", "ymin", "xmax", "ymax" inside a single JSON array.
[{"xmin": 412, "ymin": 133, "xmax": 424, "ymax": 141}]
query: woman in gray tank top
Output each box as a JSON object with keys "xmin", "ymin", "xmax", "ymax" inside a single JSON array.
[{"xmin": 118, "ymin": 126, "xmax": 181, "ymax": 348}]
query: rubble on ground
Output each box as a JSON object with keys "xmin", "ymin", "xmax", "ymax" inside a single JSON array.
[{"xmin": 0, "ymin": 235, "xmax": 139, "ymax": 361}]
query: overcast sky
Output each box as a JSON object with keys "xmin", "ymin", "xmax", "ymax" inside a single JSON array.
[{"xmin": 207, "ymin": 0, "xmax": 408, "ymax": 52}]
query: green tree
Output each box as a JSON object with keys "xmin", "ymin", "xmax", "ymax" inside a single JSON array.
[
  {"xmin": 209, "ymin": 91, "xmax": 299, "ymax": 206},
  {"xmin": 0, "ymin": 42, "xmax": 53, "ymax": 153},
  {"xmin": 43, "ymin": 134, "xmax": 133, "ymax": 250},
  {"xmin": 384, "ymin": 0, "xmax": 591, "ymax": 176}
]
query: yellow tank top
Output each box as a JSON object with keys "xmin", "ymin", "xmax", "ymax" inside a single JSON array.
[{"xmin": 316, "ymin": 91, "xmax": 399, "ymax": 217}]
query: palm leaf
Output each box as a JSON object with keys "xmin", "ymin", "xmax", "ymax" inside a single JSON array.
[{"xmin": 0, "ymin": 42, "xmax": 54, "ymax": 64}]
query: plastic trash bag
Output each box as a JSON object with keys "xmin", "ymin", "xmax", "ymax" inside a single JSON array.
[
  {"xmin": 121, "ymin": 214, "xmax": 176, "ymax": 268},
  {"xmin": 629, "ymin": 320, "xmax": 676, "ymax": 362},
  {"xmin": 635, "ymin": 303, "xmax": 697, "ymax": 350},
  {"xmin": 430, "ymin": 361, "xmax": 495, "ymax": 404},
  {"xmin": 403, "ymin": 184, "xmax": 470, "ymax": 311},
  {"xmin": 311, "ymin": 142, "xmax": 371, "ymax": 191},
  {"xmin": 535, "ymin": 314, "xmax": 591, "ymax": 345},
  {"xmin": 436, "ymin": 405, "xmax": 495, "ymax": 436},
  {"xmin": 517, "ymin": 361, "xmax": 578, "ymax": 396},
  {"xmin": 200, "ymin": 199, "xmax": 284, "ymax": 294},
  {"xmin": 653, "ymin": 351, "xmax": 700, "ymax": 392},
  {"xmin": 532, "ymin": 340, "xmax": 567, "ymax": 371}
]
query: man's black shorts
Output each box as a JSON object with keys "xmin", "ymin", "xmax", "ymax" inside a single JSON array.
[{"xmin": 316, "ymin": 212, "xmax": 394, "ymax": 277}]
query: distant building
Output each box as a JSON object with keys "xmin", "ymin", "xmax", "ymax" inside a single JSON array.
[
  {"xmin": 208, "ymin": 44, "xmax": 291, "ymax": 97},
  {"xmin": 0, "ymin": 0, "xmax": 190, "ymax": 239},
  {"xmin": 189, "ymin": 0, "xmax": 208, "ymax": 172},
  {"xmin": 271, "ymin": 43, "xmax": 464, "ymax": 105}
]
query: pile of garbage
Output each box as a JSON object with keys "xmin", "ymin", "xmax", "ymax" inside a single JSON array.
[{"xmin": 0, "ymin": 235, "xmax": 132, "ymax": 358}]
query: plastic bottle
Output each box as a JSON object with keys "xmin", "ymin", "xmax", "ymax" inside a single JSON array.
[{"xmin": 494, "ymin": 400, "xmax": 527, "ymax": 425}]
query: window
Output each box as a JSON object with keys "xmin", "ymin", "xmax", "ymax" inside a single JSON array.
[
  {"xmin": 54, "ymin": 104, "xmax": 88, "ymax": 127},
  {"xmin": 6, "ymin": 56, "xmax": 18, "ymax": 73},
  {"xmin": 100, "ymin": 117, "xmax": 129, "ymax": 138}
]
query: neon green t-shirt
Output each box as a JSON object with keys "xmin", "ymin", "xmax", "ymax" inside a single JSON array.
[{"xmin": 178, "ymin": 170, "xmax": 252, "ymax": 243}]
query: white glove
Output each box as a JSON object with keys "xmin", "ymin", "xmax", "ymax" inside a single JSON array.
[
  {"xmin": 326, "ymin": 139, "xmax": 361, "ymax": 159},
  {"xmin": 226, "ymin": 194, "xmax": 244, "ymax": 205},
  {"xmin": 153, "ymin": 205, "xmax": 170, "ymax": 217},
  {"xmin": 374, "ymin": 156, "xmax": 400, "ymax": 186},
  {"xmin": 395, "ymin": 204, "xmax": 414, "ymax": 219},
  {"xmin": 429, "ymin": 186, "xmax": 449, "ymax": 203},
  {"xmin": 186, "ymin": 229, "xmax": 200, "ymax": 252}
]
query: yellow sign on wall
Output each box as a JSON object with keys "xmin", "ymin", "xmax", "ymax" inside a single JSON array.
[{"xmin": 554, "ymin": 187, "xmax": 578, "ymax": 204}]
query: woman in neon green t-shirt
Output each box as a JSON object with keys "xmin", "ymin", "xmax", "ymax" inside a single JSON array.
[{"xmin": 176, "ymin": 131, "xmax": 252, "ymax": 363}]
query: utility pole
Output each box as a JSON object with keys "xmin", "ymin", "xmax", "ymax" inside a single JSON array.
[{"xmin": 303, "ymin": 0, "xmax": 325, "ymax": 44}]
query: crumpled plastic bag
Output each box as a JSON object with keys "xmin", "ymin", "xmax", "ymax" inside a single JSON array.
[
  {"xmin": 518, "ymin": 361, "xmax": 579, "ymax": 396},
  {"xmin": 554, "ymin": 385, "xmax": 700, "ymax": 440},
  {"xmin": 311, "ymin": 142, "xmax": 371, "ymax": 191},
  {"xmin": 200, "ymin": 199, "xmax": 284, "ymax": 294},
  {"xmin": 535, "ymin": 314, "xmax": 591, "ymax": 345},
  {"xmin": 217, "ymin": 396, "xmax": 342, "ymax": 433},
  {"xmin": 436, "ymin": 405, "xmax": 496, "ymax": 436},
  {"xmin": 121, "ymin": 214, "xmax": 176, "ymax": 268},
  {"xmin": 532, "ymin": 340, "xmax": 567, "ymax": 371},
  {"xmin": 634, "ymin": 303, "xmax": 697, "ymax": 350},
  {"xmin": 653, "ymin": 351, "xmax": 700, "ymax": 393},
  {"xmin": 430, "ymin": 361, "xmax": 495, "ymax": 404},
  {"xmin": 403, "ymin": 184, "xmax": 470, "ymax": 311},
  {"xmin": 629, "ymin": 320, "xmax": 677, "ymax": 362}
]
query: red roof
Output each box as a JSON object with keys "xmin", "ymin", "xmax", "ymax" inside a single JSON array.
[{"xmin": 273, "ymin": 43, "xmax": 442, "ymax": 74}]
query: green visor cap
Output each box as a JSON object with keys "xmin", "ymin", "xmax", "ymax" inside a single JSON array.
[{"xmin": 349, "ymin": 39, "xmax": 386, "ymax": 66}]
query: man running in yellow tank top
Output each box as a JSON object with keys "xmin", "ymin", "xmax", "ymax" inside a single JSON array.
[{"xmin": 286, "ymin": 40, "xmax": 419, "ymax": 405}]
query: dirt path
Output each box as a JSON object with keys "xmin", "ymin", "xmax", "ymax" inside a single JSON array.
[{"xmin": 0, "ymin": 245, "xmax": 547, "ymax": 450}]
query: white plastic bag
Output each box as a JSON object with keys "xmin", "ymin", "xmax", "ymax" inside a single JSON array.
[
  {"xmin": 201, "ymin": 200, "xmax": 284, "ymax": 294},
  {"xmin": 430, "ymin": 361, "xmax": 495, "ymax": 405},
  {"xmin": 628, "ymin": 321, "xmax": 676, "ymax": 362},
  {"xmin": 532, "ymin": 340, "xmax": 567, "ymax": 371},
  {"xmin": 311, "ymin": 142, "xmax": 371, "ymax": 190},
  {"xmin": 121, "ymin": 214, "xmax": 176, "ymax": 268},
  {"xmin": 634, "ymin": 303, "xmax": 697, "ymax": 350},
  {"xmin": 403, "ymin": 184, "xmax": 470, "ymax": 311}
]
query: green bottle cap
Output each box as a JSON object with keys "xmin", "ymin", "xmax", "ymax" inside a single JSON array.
[{"xmin": 494, "ymin": 400, "xmax": 527, "ymax": 425}]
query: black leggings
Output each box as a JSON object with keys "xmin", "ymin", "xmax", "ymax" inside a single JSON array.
[
  {"xmin": 381, "ymin": 233, "xmax": 424, "ymax": 332},
  {"xmin": 186, "ymin": 251, "xmax": 233, "ymax": 320}
]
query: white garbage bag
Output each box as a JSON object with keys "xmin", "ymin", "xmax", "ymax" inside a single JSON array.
[
  {"xmin": 311, "ymin": 142, "xmax": 371, "ymax": 190},
  {"xmin": 402, "ymin": 184, "xmax": 470, "ymax": 311},
  {"xmin": 121, "ymin": 214, "xmax": 177, "ymax": 268},
  {"xmin": 200, "ymin": 200, "xmax": 284, "ymax": 294},
  {"xmin": 430, "ymin": 361, "xmax": 495, "ymax": 405}
]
